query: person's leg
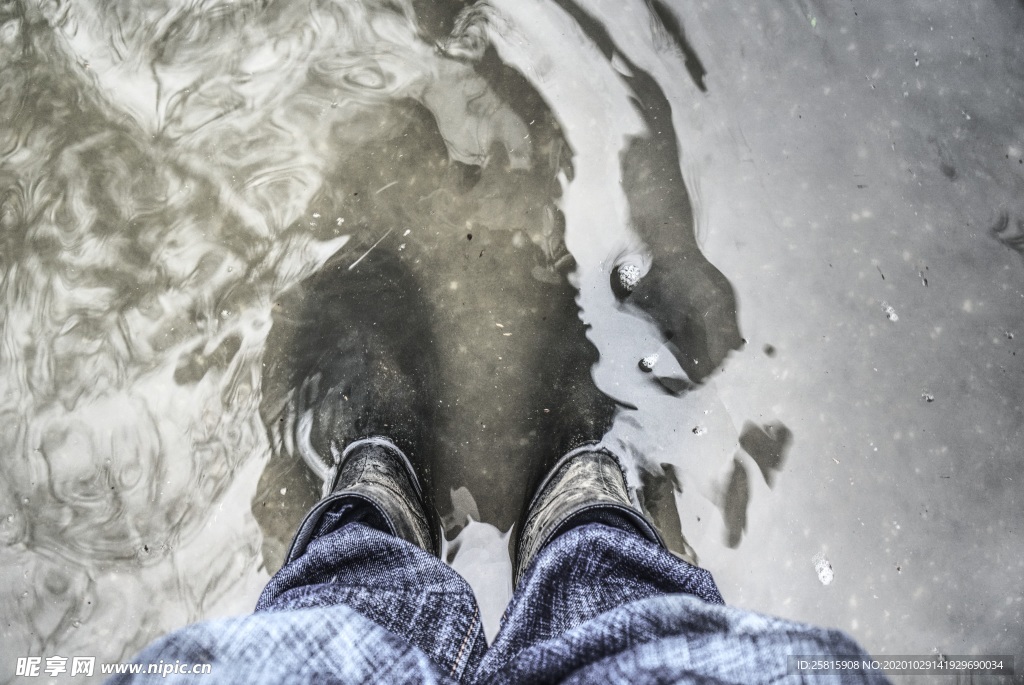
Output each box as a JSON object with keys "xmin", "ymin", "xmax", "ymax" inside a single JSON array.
[
  {"xmin": 476, "ymin": 448, "xmax": 888, "ymax": 684},
  {"xmin": 255, "ymin": 437, "xmax": 486, "ymax": 679},
  {"xmin": 112, "ymin": 440, "xmax": 487, "ymax": 684},
  {"xmin": 487, "ymin": 520, "xmax": 721, "ymax": 657},
  {"xmin": 253, "ymin": 497, "xmax": 487, "ymax": 678},
  {"xmin": 114, "ymin": 522, "xmax": 481, "ymax": 684}
]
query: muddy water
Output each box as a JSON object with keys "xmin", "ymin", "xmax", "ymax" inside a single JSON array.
[{"xmin": 2, "ymin": 0, "xmax": 1023, "ymax": 680}]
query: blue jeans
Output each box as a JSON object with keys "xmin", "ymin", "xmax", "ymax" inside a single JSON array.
[{"xmin": 112, "ymin": 510, "xmax": 889, "ymax": 684}]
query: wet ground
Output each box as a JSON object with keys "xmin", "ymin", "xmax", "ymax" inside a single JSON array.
[{"xmin": 1, "ymin": 0, "xmax": 1022, "ymax": 682}]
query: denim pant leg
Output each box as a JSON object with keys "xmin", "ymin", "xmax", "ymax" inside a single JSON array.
[
  {"xmin": 113, "ymin": 515, "xmax": 487, "ymax": 684},
  {"xmin": 476, "ymin": 523, "xmax": 889, "ymax": 684},
  {"xmin": 255, "ymin": 518, "xmax": 488, "ymax": 679}
]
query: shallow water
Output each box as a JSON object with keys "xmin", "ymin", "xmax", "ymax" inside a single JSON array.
[{"xmin": 1, "ymin": 0, "xmax": 1022, "ymax": 681}]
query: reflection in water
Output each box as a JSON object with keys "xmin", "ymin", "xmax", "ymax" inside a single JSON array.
[
  {"xmin": 546, "ymin": 0, "xmax": 742, "ymax": 382},
  {"xmin": 0, "ymin": 0, "xmax": 759, "ymax": 672}
]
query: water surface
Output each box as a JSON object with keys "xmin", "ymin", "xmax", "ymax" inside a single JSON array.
[{"xmin": 1, "ymin": 0, "xmax": 1022, "ymax": 680}]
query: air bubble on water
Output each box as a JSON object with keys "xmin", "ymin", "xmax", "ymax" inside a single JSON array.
[
  {"xmin": 615, "ymin": 263, "xmax": 642, "ymax": 294},
  {"xmin": 881, "ymin": 301, "xmax": 899, "ymax": 321},
  {"xmin": 813, "ymin": 552, "xmax": 834, "ymax": 585}
]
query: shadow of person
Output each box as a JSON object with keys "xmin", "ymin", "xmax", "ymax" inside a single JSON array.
[
  {"xmin": 251, "ymin": 91, "xmax": 616, "ymax": 567},
  {"xmin": 254, "ymin": 233, "xmax": 616, "ymax": 565},
  {"xmin": 252, "ymin": 0, "xmax": 745, "ymax": 570}
]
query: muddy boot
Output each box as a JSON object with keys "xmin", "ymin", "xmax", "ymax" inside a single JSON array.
[
  {"xmin": 513, "ymin": 445, "xmax": 666, "ymax": 585},
  {"xmin": 283, "ymin": 437, "xmax": 441, "ymax": 562},
  {"xmin": 258, "ymin": 250, "xmax": 443, "ymax": 562}
]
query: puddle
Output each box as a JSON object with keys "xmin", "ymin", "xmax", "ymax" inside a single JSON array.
[{"xmin": 2, "ymin": 0, "xmax": 1023, "ymax": 679}]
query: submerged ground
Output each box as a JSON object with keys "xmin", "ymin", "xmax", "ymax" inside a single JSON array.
[{"xmin": 1, "ymin": 0, "xmax": 1022, "ymax": 682}]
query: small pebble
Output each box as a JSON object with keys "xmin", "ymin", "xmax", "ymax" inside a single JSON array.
[
  {"xmin": 638, "ymin": 354, "xmax": 658, "ymax": 372},
  {"xmin": 614, "ymin": 262, "xmax": 642, "ymax": 295},
  {"xmin": 921, "ymin": 392, "xmax": 934, "ymax": 403},
  {"xmin": 692, "ymin": 425, "xmax": 706, "ymax": 436}
]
